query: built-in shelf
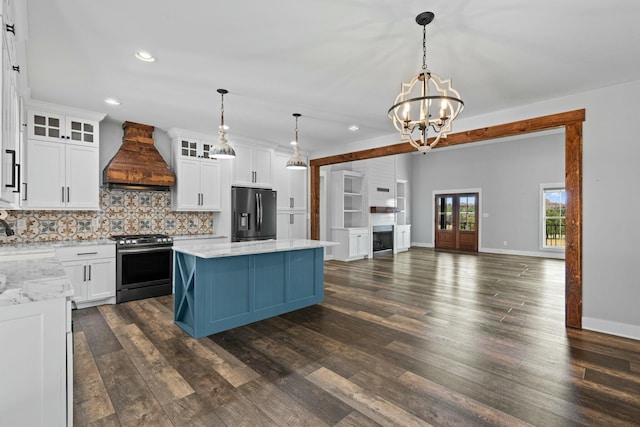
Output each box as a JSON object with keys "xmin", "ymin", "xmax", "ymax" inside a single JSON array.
[
  {"xmin": 333, "ymin": 170, "xmax": 365, "ymax": 228},
  {"xmin": 396, "ymin": 180, "xmax": 408, "ymax": 225}
]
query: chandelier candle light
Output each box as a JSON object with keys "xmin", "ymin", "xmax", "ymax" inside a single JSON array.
[
  {"xmin": 210, "ymin": 88, "xmax": 236, "ymax": 159},
  {"xmin": 388, "ymin": 12, "xmax": 464, "ymax": 153},
  {"xmin": 286, "ymin": 113, "xmax": 307, "ymax": 170}
]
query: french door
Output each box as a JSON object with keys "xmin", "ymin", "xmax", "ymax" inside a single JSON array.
[{"xmin": 434, "ymin": 193, "xmax": 479, "ymax": 251}]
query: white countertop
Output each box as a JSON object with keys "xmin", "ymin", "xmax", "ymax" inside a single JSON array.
[
  {"xmin": 0, "ymin": 239, "xmax": 114, "ymax": 257},
  {"xmin": 0, "ymin": 253, "xmax": 73, "ymax": 307},
  {"xmin": 173, "ymin": 239, "xmax": 338, "ymax": 259}
]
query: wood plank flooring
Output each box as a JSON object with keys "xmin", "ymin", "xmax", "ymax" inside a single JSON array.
[{"xmin": 72, "ymin": 248, "xmax": 640, "ymax": 426}]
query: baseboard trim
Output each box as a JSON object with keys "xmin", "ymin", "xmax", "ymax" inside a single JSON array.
[
  {"xmin": 582, "ymin": 317, "xmax": 640, "ymax": 341},
  {"xmin": 479, "ymin": 247, "xmax": 565, "ymax": 259}
]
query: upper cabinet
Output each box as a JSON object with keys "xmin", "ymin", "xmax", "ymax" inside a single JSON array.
[
  {"xmin": 272, "ymin": 151, "xmax": 307, "ymax": 210},
  {"xmin": 22, "ymin": 101, "xmax": 105, "ymax": 210},
  {"xmin": 168, "ymin": 130, "xmax": 222, "ymax": 211},
  {"xmin": 27, "ymin": 110, "xmax": 98, "ymax": 146},
  {"xmin": 232, "ymin": 144, "xmax": 272, "ymax": 188}
]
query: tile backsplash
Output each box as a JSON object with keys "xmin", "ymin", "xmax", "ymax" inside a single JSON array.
[{"xmin": 0, "ymin": 188, "xmax": 215, "ymax": 244}]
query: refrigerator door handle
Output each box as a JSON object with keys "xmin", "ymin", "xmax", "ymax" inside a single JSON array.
[
  {"xmin": 256, "ymin": 193, "xmax": 261, "ymax": 231},
  {"xmin": 259, "ymin": 193, "xmax": 263, "ymax": 231}
]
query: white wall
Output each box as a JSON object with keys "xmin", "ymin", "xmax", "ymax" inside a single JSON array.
[
  {"xmin": 309, "ymin": 78, "xmax": 640, "ymax": 340},
  {"xmin": 410, "ymin": 132, "xmax": 565, "ymax": 257}
]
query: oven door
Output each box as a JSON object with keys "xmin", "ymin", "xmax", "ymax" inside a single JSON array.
[{"xmin": 116, "ymin": 245, "xmax": 172, "ymax": 294}]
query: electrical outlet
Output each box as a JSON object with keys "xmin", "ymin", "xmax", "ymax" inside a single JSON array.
[
  {"xmin": 17, "ymin": 219, "xmax": 26, "ymax": 230},
  {"xmin": 92, "ymin": 218, "xmax": 100, "ymax": 229}
]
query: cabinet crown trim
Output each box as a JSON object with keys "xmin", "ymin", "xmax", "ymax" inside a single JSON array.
[{"xmin": 27, "ymin": 99, "xmax": 106, "ymax": 121}]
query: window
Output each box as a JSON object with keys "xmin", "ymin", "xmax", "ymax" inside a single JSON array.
[{"xmin": 542, "ymin": 186, "xmax": 566, "ymax": 249}]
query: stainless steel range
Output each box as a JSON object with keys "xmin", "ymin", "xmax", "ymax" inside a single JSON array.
[{"xmin": 110, "ymin": 234, "xmax": 173, "ymax": 303}]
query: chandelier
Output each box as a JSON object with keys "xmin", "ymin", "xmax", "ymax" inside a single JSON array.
[
  {"xmin": 388, "ymin": 12, "xmax": 464, "ymax": 153},
  {"xmin": 210, "ymin": 88, "xmax": 236, "ymax": 159},
  {"xmin": 286, "ymin": 113, "xmax": 307, "ymax": 170}
]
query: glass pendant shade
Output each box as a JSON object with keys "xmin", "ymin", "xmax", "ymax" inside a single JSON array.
[{"xmin": 210, "ymin": 88, "xmax": 236, "ymax": 159}]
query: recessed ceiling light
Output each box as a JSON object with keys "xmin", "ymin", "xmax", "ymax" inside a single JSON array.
[
  {"xmin": 104, "ymin": 98, "xmax": 120, "ymax": 106},
  {"xmin": 290, "ymin": 140, "xmax": 297, "ymax": 145},
  {"xmin": 135, "ymin": 50, "xmax": 156, "ymax": 62},
  {"xmin": 219, "ymin": 125, "xmax": 229, "ymax": 131},
  {"xmin": 348, "ymin": 125, "xmax": 360, "ymax": 132}
]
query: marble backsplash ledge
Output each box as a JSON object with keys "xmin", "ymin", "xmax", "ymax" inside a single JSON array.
[{"xmin": 0, "ymin": 189, "xmax": 215, "ymax": 244}]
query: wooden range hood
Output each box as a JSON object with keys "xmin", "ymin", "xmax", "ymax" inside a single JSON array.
[{"xmin": 103, "ymin": 121, "xmax": 176, "ymax": 191}]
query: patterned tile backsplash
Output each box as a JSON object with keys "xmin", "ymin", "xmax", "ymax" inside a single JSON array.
[{"xmin": 0, "ymin": 188, "xmax": 215, "ymax": 244}]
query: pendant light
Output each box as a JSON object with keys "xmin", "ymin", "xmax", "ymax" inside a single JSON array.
[
  {"xmin": 286, "ymin": 113, "xmax": 307, "ymax": 170},
  {"xmin": 209, "ymin": 89, "xmax": 236, "ymax": 159},
  {"xmin": 388, "ymin": 12, "xmax": 464, "ymax": 153}
]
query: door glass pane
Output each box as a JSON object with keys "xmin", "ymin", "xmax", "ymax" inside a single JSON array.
[
  {"xmin": 438, "ymin": 196, "xmax": 453, "ymax": 230},
  {"xmin": 34, "ymin": 115, "xmax": 46, "ymax": 125},
  {"xmin": 34, "ymin": 126, "xmax": 45, "ymax": 136},
  {"xmin": 49, "ymin": 117, "xmax": 60, "ymax": 128},
  {"xmin": 71, "ymin": 121, "xmax": 82, "ymax": 131},
  {"xmin": 459, "ymin": 195, "xmax": 475, "ymax": 231},
  {"xmin": 84, "ymin": 134, "xmax": 94, "ymax": 143},
  {"xmin": 84, "ymin": 123, "xmax": 94, "ymax": 133},
  {"xmin": 49, "ymin": 129, "xmax": 60, "ymax": 138},
  {"xmin": 71, "ymin": 131, "xmax": 81, "ymax": 141}
]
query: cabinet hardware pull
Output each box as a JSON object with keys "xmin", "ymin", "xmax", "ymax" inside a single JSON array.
[
  {"xmin": 12, "ymin": 164, "xmax": 20, "ymax": 193},
  {"xmin": 22, "ymin": 183, "xmax": 27, "ymax": 201},
  {"xmin": 12, "ymin": 65, "xmax": 19, "ymax": 73},
  {"xmin": 290, "ymin": 214, "xmax": 294, "ymax": 225},
  {"xmin": 83, "ymin": 265, "xmax": 86, "ymax": 282},
  {"xmin": 5, "ymin": 24, "xmax": 15, "ymax": 34},
  {"xmin": 4, "ymin": 150, "xmax": 16, "ymax": 188},
  {"xmin": 76, "ymin": 252, "xmax": 98, "ymax": 256},
  {"xmin": 61, "ymin": 187, "xmax": 65, "ymax": 203},
  {"xmin": 290, "ymin": 197, "xmax": 294, "ymax": 208},
  {"xmin": 88, "ymin": 265, "xmax": 92, "ymax": 281},
  {"xmin": 67, "ymin": 187, "xmax": 70, "ymax": 203}
]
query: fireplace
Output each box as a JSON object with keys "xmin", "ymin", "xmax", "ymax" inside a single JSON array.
[{"xmin": 372, "ymin": 225, "xmax": 394, "ymax": 256}]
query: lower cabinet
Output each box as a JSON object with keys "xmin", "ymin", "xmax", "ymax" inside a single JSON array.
[
  {"xmin": 55, "ymin": 244, "xmax": 115, "ymax": 308},
  {"xmin": 332, "ymin": 227, "xmax": 369, "ymax": 261},
  {"xmin": 277, "ymin": 211, "xmax": 307, "ymax": 239},
  {"xmin": 0, "ymin": 297, "xmax": 70, "ymax": 426},
  {"xmin": 395, "ymin": 224, "xmax": 411, "ymax": 253}
]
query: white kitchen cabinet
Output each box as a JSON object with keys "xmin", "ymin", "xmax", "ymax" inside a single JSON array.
[
  {"xmin": 22, "ymin": 102, "xmax": 104, "ymax": 210},
  {"xmin": 169, "ymin": 132, "xmax": 222, "ymax": 211},
  {"xmin": 0, "ymin": 0, "xmax": 23, "ymax": 208},
  {"xmin": 332, "ymin": 227, "xmax": 369, "ymax": 261},
  {"xmin": 232, "ymin": 144, "xmax": 272, "ymax": 187},
  {"xmin": 395, "ymin": 224, "xmax": 411, "ymax": 253},
  {"xmin": 56, "ymin": 244, "xmax": 116, "ymax": 308},
  {"xmin": 0, "ymin": 297, "xmax": 69, "ymax": 427},
  {"xmin": 273, "ymin": 151, "xmax": 307, "ymax": 210},
  {"xmin": 24, "ymin": 139, "xmax": 98, "ymax": 209},
  {"xmin": 277, "ymin": 211, "xmax": 307, "ymax": 240},
  {"xmin": 27, "ymin": 109, "xmax": 98, "ymax": 146}
]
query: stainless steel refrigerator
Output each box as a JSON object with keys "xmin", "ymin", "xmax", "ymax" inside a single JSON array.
[{"xmin": 231, "ymin": 187, "xmax": 277, "ymax": 241}]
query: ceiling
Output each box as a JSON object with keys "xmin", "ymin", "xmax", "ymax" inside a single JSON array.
[{"xmin": 23, "ymin": 0, "xmax": 640, "ymax": 155}]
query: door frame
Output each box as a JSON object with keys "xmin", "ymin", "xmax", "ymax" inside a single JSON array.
[
  {"xmin": 309, "ymin": 109, "xmax": 584, "ymax": 329},
  {"xmin": 433, "ymin": 188, "xmax": 482, "ymax": 251}
]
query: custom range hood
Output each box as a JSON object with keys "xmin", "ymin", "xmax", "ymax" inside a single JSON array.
[{"xmin": 103, "ymin": 121, "xmax": 175, "ymax": 191}]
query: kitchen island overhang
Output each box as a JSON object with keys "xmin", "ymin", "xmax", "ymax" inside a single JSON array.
[{"xmin": 172, "ymin": 239, "xmax": 338, "ymax": 338}]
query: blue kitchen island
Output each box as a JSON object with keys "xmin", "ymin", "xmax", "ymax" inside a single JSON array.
[{"xmin": 172, "ymin": 239, "xmax": 337, "ymax": 338}]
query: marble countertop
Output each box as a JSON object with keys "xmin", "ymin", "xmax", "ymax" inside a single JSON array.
[
  {"xmin": 172, "ymin": 234, "xmax": 228, "ymax": 241},
  {"xmin": 173, "ymin": 239, "xmax": 338, "ymax": 259},
  {"xmin": 0, "ymin": 254, "xmax": 73, "ymax": 307},
  {"xmin": 0, "ymin": 238, "xmax": 114, "ymax": 257}
]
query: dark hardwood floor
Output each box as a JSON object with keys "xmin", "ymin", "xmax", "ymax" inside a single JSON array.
[{"xmin": 72, "ymin": 248, "xmax": 640, "ymax": 426}]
